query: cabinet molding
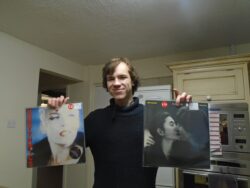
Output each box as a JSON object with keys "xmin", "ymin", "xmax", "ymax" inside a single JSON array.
[{"xmin": 168, "ymin": 54, "xmax": 250, "ymax": 102}]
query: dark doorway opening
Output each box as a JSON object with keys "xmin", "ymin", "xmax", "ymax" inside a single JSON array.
[{"xmin": 33, "ymin": 69, "xmax": 81, "ymax": 188}]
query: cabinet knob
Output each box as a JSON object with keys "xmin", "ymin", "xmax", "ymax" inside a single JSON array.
[{"xmin": 206, "ymin": 95, "xmax": 212, "ymax": 101}]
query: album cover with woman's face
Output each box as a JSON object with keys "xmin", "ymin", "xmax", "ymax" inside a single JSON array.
[
  {"xmin": 143, "ymin": 100, "xmax": 210, "ymax": 169},
  {"xmin": 26, "ymin": 103, "xmax": 85, "ymax": 168}
]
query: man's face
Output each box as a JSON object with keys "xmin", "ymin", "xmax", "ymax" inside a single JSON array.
[
  {"xmin": 106, "ymin": 62, "xmax": 133, "ymax": 105},
  {"xmin": 46, "ymin": 108, "xmax": 80, "ymax": 147}
]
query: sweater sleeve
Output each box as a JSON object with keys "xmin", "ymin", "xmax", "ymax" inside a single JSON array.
[
  {"xmin": 84, "ymin": 112, "xmax": 93, "ymax": 147},
  {"xmin": 84, "ymin": 109, "xmax": 102, "ymax": 147}
]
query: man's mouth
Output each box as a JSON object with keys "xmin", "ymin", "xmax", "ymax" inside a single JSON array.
[
  {"xmin": 113, "ymin": 90, "xmax": 124, "ymax": 95},
  {"xmin": 114, "ymin": 89, "xmax": 124, "ymax": 92}
]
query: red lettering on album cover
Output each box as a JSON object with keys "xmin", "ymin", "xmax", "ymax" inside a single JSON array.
[
  {"xmin": 28, "ymin": 143, "xmax": 32, "ymax": 149},
  {"xmin": 28, "ymin": 154, "xmax": 33, "ymax": 166},
  {"xmin": 28, "ymin": 138, "xmax": 32, "ymax": 145},
  {"xmin": 27, "ymin": 109, "xmax": 32, "ymax": 149},
  {"xmin": 28, "ymin": 135, "xmax": 32, "ymax": 149},
  {"xmin": 28, "ymin": 131, "xmax": 32, "ymax": 137},
  {"xmin": 161, "ymin": 101, "xmax": 168, "ymax": 108},
  {"xmin": 27, "ymin": 116, "xmax": 31, "ymax": 128},
  {"xmin": 27, "ymin": 109, "xmax": 33, "ymax": 166},
  {"xmin": 27, "ymin": 109, "xmax": 32, "ymax": 128},
  {"xmin": 68, "ymin": 103, "xmax": 74, "ymax": 109}
]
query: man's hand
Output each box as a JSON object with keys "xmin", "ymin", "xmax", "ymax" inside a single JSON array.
[
  {"xmin": 173, "ymin": 88, "xmax": 192, "ymax": 106},
  {"xmin": 47, "ymin": 95, "xmax": 69, "ymax": 110}
]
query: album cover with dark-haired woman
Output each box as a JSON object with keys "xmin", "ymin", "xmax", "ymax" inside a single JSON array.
[{"xmin": 143, "ymin": 100, "xmax": 210, "ymax": 169}]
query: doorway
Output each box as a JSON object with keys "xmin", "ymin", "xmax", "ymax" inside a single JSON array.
[{"xmin": 33, "ymin": 69, "xmax": 81, "ymax": 188}]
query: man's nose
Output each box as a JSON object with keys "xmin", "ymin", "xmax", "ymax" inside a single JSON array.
[{"xmin": 113, "ymin": 78, "xmax": 121, "ymax": 85}]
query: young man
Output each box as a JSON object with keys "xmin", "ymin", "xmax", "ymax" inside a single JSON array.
[{"xmin": 48, "ymin": 57, "xmax": 192, "ymax": 188}]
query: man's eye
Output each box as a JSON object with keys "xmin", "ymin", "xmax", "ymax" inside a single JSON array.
[
  {"xmin": 119, "ymin": 76, "xmax": 127, "ymax": 80},
  {"xmin": 107, "ymin": 77, "xmax": 114, "ymax": 81}
]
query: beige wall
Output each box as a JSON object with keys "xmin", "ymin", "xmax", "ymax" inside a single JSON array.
[
  {"xmin": 86, "ymin": 43, "xmax": 250, "ymax": 86},
  {"xmin": 0, "ymin": 32, "xmax": 86, "ymax": 188}
]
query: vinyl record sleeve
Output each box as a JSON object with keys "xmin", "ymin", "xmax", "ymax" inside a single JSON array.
[
  {"xmin": 26, "ymin": 103, "xmax": 86, "ymax": 168},
  {"xmin": 143, "ymin": 100, "xmax": 210, "ymax": 169}
]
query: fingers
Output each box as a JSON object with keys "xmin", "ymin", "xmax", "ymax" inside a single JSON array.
[
  {"xmin": 47, "ymin": 95, "xmax": 69, "ymax": 109},
  {"xmin": 175, "ymin": 92, "xmax": 187, "ymax": 105},
  {"xmin": 173, "ymin": 88, "xmax": 179, "ymax": 99},
  {"xmin": 186, "ymin": 94, "xmax": 192, "ymax": 103},
  {"xmin": 144, "ymin": 137, "xmax": 155, "ymax": 147},
  {"xmin": 174, "ymin": 89, "xmax": 192, "ymax": 106},
  {"xmin": 147, "ymin": 137, "xmax": 155, "ymax": 145},
  {"xmin": 58, "ymin": 96, "xmax": 69, "ymax": 106}
]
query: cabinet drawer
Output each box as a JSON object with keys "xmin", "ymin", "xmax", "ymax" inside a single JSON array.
[{"xmin": 176, "ymin": 68, "xmax": 245, "ymax": 101}]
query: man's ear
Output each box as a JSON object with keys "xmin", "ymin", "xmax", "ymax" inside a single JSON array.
[{"xmin": 157, "ymin": 128, "xmax": 164, "ymax": 136}]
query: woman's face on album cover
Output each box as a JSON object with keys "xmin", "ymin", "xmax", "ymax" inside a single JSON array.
[
  {"xmin": 46, "ymin": 108, "xmax": 79, "ymax": 147},
  {"xmin": 160, "ymin": 116, "xmax": 182, "ymax": 140}
]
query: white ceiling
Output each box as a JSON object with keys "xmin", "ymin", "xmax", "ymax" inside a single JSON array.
[{"xmin": 1, "ymin": 0, "xmax": 250, "ymax": 65}]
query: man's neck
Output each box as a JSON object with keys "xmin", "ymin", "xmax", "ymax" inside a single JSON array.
[{"xmin": 115, "ymin": 97, "xmax": 134, "ymax": 107}]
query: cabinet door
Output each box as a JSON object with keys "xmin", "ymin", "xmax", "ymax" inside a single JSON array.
[
  {"xmin": 156, "ymin": 167, "xmax": 175, "ymax": 187},
  {"xmin": 134, "ymin": 85, "xmax": 172, "ymax": 104},
  {"xmin": 175, "ymin": 67, "xmax": 245, "ymax": 101}
]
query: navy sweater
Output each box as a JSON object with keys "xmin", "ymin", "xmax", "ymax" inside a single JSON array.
[{"xmin": 85, "ymin": 97, "xmax": 157, "ymax": 188}]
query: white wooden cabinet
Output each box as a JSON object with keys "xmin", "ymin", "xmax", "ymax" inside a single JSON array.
[{"xmin": 169, "ymin": 54, "xmax": 250, "ymax": 102}]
